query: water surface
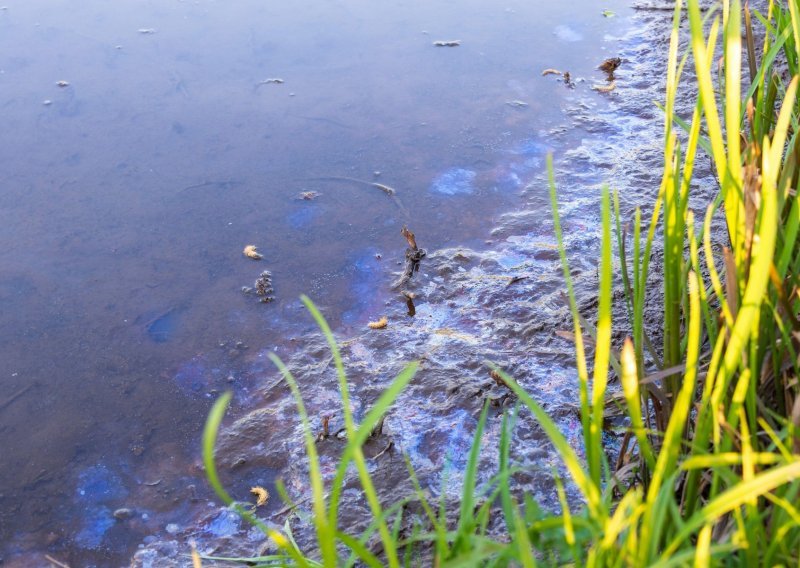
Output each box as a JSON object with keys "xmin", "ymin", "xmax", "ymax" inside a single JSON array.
[{"xmin": 0, "ymin": 0, "xmax": 635, "ymax": 564}]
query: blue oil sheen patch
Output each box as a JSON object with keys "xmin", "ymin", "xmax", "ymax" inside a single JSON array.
[
  {"xmin": 205, "ymin": 509, "xmax": 241, "ymax": 537},
  {"xmin": 495, "ymin": 171, "xmax": 523, "ymax": 191},
  {"xmin": 173, "ymin": 358, "xmax": 207, "ymax": 393},
  {"xmin": 443, "ymin": 409, "xmax": 474, "ymax": 471},
  {"xmin": 496, "ymin": 251, "xmax": 528, "ymax": 269},
  {"xmin": 73, "ymin": 464, "xmax": 128, "ymax": 549},
  {"xmin": 287, "ymin": 205, "xmax": 321, "ymax": 229},
  {"xmin": 77, "ymin": 464, "xmax": 127, "ymax": 501},
  {"xmin": 146, "ymin": 310, "xmax": 178, "ymax": 343},
  {"xmin": 341, "ymin": 249, "xmax": 381, "ymax": 325},
  {"xmin": 75, "ymin": 506, "xmax": 115, "ymax": 549},
  {"xmin": 512, "ymin": 138, "xmax": 548, "ymax": 157},
  {"xmin": 430, "ymin": 168, "xmax": 476, "ymax": 195}
]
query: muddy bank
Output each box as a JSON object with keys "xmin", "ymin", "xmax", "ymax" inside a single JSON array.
[{"xmin": 127, "ymin": 2, "xmax": 732, "ymax": 564}]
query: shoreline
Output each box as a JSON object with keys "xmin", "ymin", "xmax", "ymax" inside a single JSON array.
[{"xmin": 130, "ymin": 2, "xmax": 690, "ymax": 565}]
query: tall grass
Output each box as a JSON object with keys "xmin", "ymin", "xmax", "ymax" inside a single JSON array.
[{"xmin": 197, "ymin": 0, "xmax": 800, "ymax": 564}]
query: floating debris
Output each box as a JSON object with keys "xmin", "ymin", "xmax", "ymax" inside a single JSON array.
[
  {"xmin": 602, "ymin": 9, "xmax": 616, "ymax": 17},
  {"xmin": 490, "ymin": 369, "xmax": 509, "ymax": 388},
  {"xmin": 56, "ymin": 80, "xmax": 69, "ymax": 88},
  {"xmin": 599, "ymin": 57, "xmax": 622, "ymax": 74},
  {"xmin": 113, "ymin": 508, "xmax": 134, "ymax": 521},
  {"xmin": 403, "ymin": 291, "xmax": 416, "ymax": 317},
  {"xmin": 300, "ymin": 176, "xmax": 408, "ymax": 216},
  {"xmin": 250, "ymin": 486, "xmax": 269, "ymax": 507},
  {"xmin": 254, "ymin": 271, "xmax": 275, "ymax": 303},
  {"xmin": 563, "ymin": 71, "xmax": 574, "ymax": 88},
  {"xmin": 138, "ymin": 28, "xmax": 157, "ymax": 34},
  {"xmin": 433, "ymin": 40, "xmax": 461, "ymax": 47},
  {"xmin": 0, "ymin": 383, "xmax": 34, "ymax": 411},
  {"xmin": 299, "ymin": 191, "xmax": 320, "ymax": 200},
  {"xmin": 372, "ymin": 182, "xmax": 396, "ymax": 196},
  {"xmin": 44, "ymin": 556, "xmax": 70, "ymax": 568},
  {"xmin": 541, "ymin": 68, "xmax": 562, "ymax": 76},
  {"xmin": 368, "ymin": 316, "xmax": 388, "ymax": 330},
  {"xmin": 303, "ymin": 176, "xmax": 396, "ymax": 196},
  {"xmin": 592, "ymin": 81, "xmax": 616, "ymax": 93},
  {"xmin": 43, "ymin": 99, "xmax": 52, "ymax": 106},
  {"xmin": 258, "ymin": 78, "xmax": 284, "ymax": 85},
  {"xmin": 392, "ymin": 226, "xmax": 427, "ymax": 289},
  {"xmin": 243, "ymin": 245, "xmax": 263, "ymax": 260},
  {"xmin": 318, "ymin": 415, "xmax": 332, "ymax": 440},
  {"xmin": 505, "ymin": 100, "xmax": 529, "ymax": 108}
]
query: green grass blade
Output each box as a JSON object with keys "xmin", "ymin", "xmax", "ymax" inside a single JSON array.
[{"xmin": 452, "ymin": 402, "xmax": 490, "ymax": 556}]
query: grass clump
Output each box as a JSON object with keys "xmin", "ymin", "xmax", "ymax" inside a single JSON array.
[{"xmin": 197, "ymin": 0, "xmax": 800, "ymax": 565}]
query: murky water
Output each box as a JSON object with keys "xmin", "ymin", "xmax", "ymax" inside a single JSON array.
[{"xmin": 0, "ymin": 0, "xmax": 665, "ymax": 565}]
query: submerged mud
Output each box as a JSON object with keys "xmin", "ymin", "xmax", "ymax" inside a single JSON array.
[{"xmin": 129, "ymin": 2, "xmax": 731, "ymax": 564}]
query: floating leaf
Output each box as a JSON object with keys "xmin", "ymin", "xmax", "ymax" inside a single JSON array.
[{"xmin": 368, "ymin": 316, "xmax": 388, "ymax": 330}]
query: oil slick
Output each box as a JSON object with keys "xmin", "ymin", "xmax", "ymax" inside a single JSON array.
[
  {"xmin": 393, "ymin": 226, "xmax": 427, "ymax": 289},
  {"xmin": 429, "ymin": 167, "xmax": 476, "ymax": 196}
]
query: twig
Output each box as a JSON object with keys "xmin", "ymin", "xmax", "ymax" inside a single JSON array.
[
  {"xmin": 372, "ymin": 440, "xmax": 394, "ymax": 460},
  {"xmin": 0, "ymin": 383, "xmax": 35, "ymax": 411},
  {"xmin": 45, "ymin": 555, "xmax": 71, "ymax": 568}
]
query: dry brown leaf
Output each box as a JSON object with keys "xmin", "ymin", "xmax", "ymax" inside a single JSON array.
[
  {"xmin": 591, "ymin": 81, "xmax": 616, "ymax": 93},
  {"xmin": 541, "ymin": 68, "xmax": 562, "ymax": 76},
  {"xmin": 401, "ymin": 226, "xmax": 417, "ymax": 249},
  {"xmin": 250, "ymin": 486, "xmax": 269, "ymax": 507},
  {"xmin": 243, "ymin": 245, "xmax": 263, "ymax": 260},
  {"xmin": 368, "ymin": 316, "xmax": 388, "ymax": 329},
  {"xmin": 490, "ymin": 369, "xmax": 508, "ymax": 388},
  {"xmin": 598, "ymin": 57, "xmax": 622, "ymax": 73}
]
